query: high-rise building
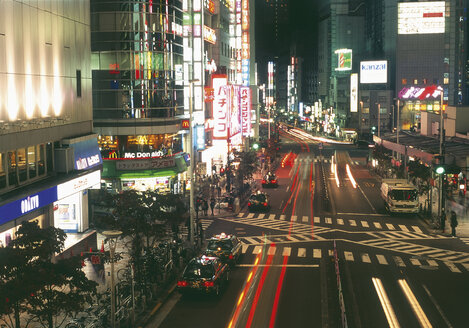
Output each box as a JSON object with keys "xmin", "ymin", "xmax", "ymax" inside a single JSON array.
[
  {"xmin": 0, "ymin": 0, "xmax": 102, "ymax": 252},
  {"xmin": 90, "ymin": 0, "xmax": 188, "ymax": 193}
]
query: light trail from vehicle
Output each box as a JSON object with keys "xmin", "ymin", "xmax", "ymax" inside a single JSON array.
[
  {"xmin": 372, "ymin": 277, "xmax": 400, "ymax": 328},
  {"xmin": 346, "ymin": 164, "xmax": 357, "ymax": 188},
  {"xmin": 398, "ymin": 279, "xmax": 432, "ymax": 328},
  {"xmin": 283, "ymin": 163, "xmax": 301, "ymax": 214},
  {"xmin": 268, "ymin": 255, "xmax": 289, "ymax": 328}
]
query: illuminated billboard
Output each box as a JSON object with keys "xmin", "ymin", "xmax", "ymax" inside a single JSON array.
[
  {"xmin": 229, "ymin": 86, "xmax": 241, "ymax": 139},
  {"xmin": 203, "ymin": 25, "xmax": 217, "ymax": 44},
  {"xmin": 240, "ymin": 87, "xmax": 251, "ymax": 136},
  {"xmin": 241, "ymin": 0, "xmax": 250, "ymax": 86},
  {"xmin": 350, "ymin": 73, "xmax": 358, "ymax": 113},
  {"xmin": 398, "ymin": 2, "xmax": 445, "ymax": 34},
  {"xmin": 360, "ymin": 60, "xmax": 388, "ymax": 84},
  {"xmin": 334, "ymin": 49, "xmax": 352, "ymax": 71},
  {"xmin": 212, "ymin": 75, "xmax": 229, "ymax": 139}
]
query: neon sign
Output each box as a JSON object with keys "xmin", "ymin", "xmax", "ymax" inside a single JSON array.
[
  {"xmin": 212, "ymin": 75, "xmax": 229, "ymax": 138},
  {"xmin": 240, "ymin": 87, "xmax": 251, "ymax": 136}
]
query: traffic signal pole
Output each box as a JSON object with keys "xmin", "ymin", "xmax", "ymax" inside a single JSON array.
[{"xmin": 438, "ymin": 91, "xmax": 445, "ymax": 219}]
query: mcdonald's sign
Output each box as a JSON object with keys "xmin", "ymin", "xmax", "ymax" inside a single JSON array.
[
  {"xmin": 181, "ymin": 119, "xmax": 190, "ymax": 129},
  {"xmin": 108, "ymin": 151, "xmax": 118, "ymax": 159}
]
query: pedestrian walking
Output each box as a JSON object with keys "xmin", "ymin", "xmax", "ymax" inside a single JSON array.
[
  {"xmin": 202, "ymin": 199, "xmax": 209, "ymax": 216},
  {"xmin": 210, "ymin": 197, "xmax": 216, "ymax": 216},
  {"xmin": 450, "ymin": 211, "xmax": 458, "ymax": 237},
  {"xmin": 440, "ymin": 212, "xmax": 447, "ymax": 232}
]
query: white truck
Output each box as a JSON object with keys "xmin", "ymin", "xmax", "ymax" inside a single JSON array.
[{"xmin": 380, "ymin": 179, "xmax": 419, "ymax": 214}]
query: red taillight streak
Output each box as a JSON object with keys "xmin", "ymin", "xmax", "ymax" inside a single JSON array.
[
  {"xmin": 263, "ymin": 202, "xmax": 268, "ymax": 207},
  {"xmin": 248, "ymin": 202, "xmax": 251, "ymax": 206},
  {"xmin": 203, "ymin": 281, "xmax": 214, "ymax": 287},
  {"xmin": 268, "ymin": 255, "xmax": 289, "ymax": 328},
  {"xmin": 309, "ymin": 162, "xmax": 313, "ymax": 192},
  {"xmin": 177, "ymin": 281, "xmax": 188, "ymax": 287},
  {"xmin": 228, "ymin": 254, "xmax": 234, "ymax": 260},
  {"xmin": 310, "ymin": 182, "xmax": 315, "ymax": 240},
  {"xmin": 246, "ymin": 253, "xmax": 275, "ymax": 328}
]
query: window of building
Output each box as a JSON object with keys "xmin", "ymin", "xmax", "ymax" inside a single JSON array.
[
  {"xmin": 414, "ymin": 79, "xmax": 418, "ymax": 85},
  {"xmin": 444, "ymin": 77, "xmax": 449, "ymax": 84},
  {"xmin": 46, "ymin": 143, "xmax": 53, "ymax": 173},
  {"xmin": 8, "ymin": 151, "xmax": 17, "ymax": 186},
  {"xmin": 28, "ymin": 146, "xmax": 36, "ymax": 179},
  {"xmin": 76, "ymin": 70, "xmax": 82, "ymax": 98},
  {"xmin": 17, "ymin": 148, "xmax": 27, "ymax": 182},
  {"xmin": 402, "ymin": 78, "xmax": 407, "ymax": 85},
  {"xmin": 0, "ymin": 153, "xmax": 5, "ymax": 189},
  {"xmin": 37, "ymin": 144, "xmax": 45, "ymax": 175}
]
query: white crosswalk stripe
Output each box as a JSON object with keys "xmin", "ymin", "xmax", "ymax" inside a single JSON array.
[
  {"xmin": 386, "ymin": 223, "xmax": 395, "ymax": 230},
  {"xmin": 247, "ymin": 213, "xmax": 255, "ymax": 218},
  {"xmin": 412, "ymin": 226, "xmax": 422, "ymax": 233},
  {"xmin": 337, "ymin": 218, "xmax": 344, "ymax": 225},
  {"xmin": 361, "ymin": 221, "xmax": 369, "ymax": 228},
  {"xmin": 361, "ymin": 253, "xmax": 371, "ymax": 263},
  {"xmin": 302, "ymin": 216, "xmax": 309, "ymax": 223},
  {"xmin": 376, "ymin": 255, "xmax": 388, "ymax": 265},
  {"xmin": 427, "ymin": 259, "xmax": 438, "ymax": 267},
  {"xmin": 325, "ymin": 217, "xmax": 332, "ymax": 224},
  {"xmin": 283, "ymin": 247, "xmax": 291, "ymax": 256},
  {"xmin": 313, "ymin": 249, "xmax": 321, "ymax": 258},
  {"xmin": 238, "ymin": 213, "xmax": 245, "ymax": 217},
  {"xmin": 258, "ymin": 213, "xmax": 265, "ymax": 219},
  {"xmin": 410, "ymin": 258, "xmax": 421, "ymax": 266},
  {"xmin": 253, "ymin": 246, "xmax": 262, "ymax": 254},
  {"xmin": 393, "ymin": 256, "xmax": 405, "ymax": 267},
  {"xmin": 399, "ymin": 224, "xmax": 409, "ymax": 232},
  {"xmin": 314, "ymin": 216, "xmax": 320, "ymax": 223},
  {"xmin": 349, "ymin": 219, "xmax": 357, "ymax": 226},
  {"xmin": 374, "ymin": 222, "xmax": 382, "ymax": 229},
  {"xmin": 298, "ymin": 248, "xmax": 306, "ymax": 257},
  {"xmin": 344, "ymin": 251, "xmax": 354, "ymax": 261},
  {"xmin": 268, "ymin": 246, "xmax": 276, "ymax": 255},
  {"xmin": 269, "ymin": 214, "xmax": 276, "ymax": 220},
  {"xmin": 291, "ymin": 215, "xmax": 298, "ymax": 222},
  {"xmin": 445, "ymin": 262, "xmax": 461, "ymax": 273}
]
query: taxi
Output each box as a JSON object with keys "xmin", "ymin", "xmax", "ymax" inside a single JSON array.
[
  {"xmin": 205, "ymin": 233, "xmax": 242, "ymax": 266},
  {"xmin": 248, "ymin": 192, "xmax": 270, "ymax": 212},
  {"xmin": 177, "ymin": 256, "xmax": 229, "ymax": 296},
  {"xmin": 262, "ymin": 172, "xmax": 278, "ymax": 188}
]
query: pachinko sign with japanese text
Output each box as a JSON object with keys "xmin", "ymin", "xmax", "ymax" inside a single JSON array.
[
  {"xmin": 229, "ymin": 86, "xmax": 241, "ymax": 140},
  {"xmin": 240, "ymin": 87, "xmax": 251, "ymax": 136},
  {"xmin": 212, "ymin": 75, "xmax": 229, "ymax": 139}
]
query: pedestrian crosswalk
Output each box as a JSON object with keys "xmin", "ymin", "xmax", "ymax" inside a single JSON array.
[
  {"xmin": 461, "ymin": 237, "xmax": 469, "ymax": 247},
  {"xmin": 294, "ymin": 157, "xmax": 361, "ymax": 166},
  {"xmin": 178, "ymin": 219, "xmax": 213, "ymax": 237},
  {"xmin": 239, "ymin": 233, "xmax": 318, "ymax": 245},
  {"xmin": 234, "ymin": 212, "xmax": 427, "ymax": 234},
  {"xmin": 231, "ymin": 215, "xmax": 322, "ymax": 234},
  {"xmin": 238, "ymin": 244, "xmax": 469, "ymax": 273},
  {"xmin": 360, "ymin": 238, "xmax": 469, "ymax": 263}
]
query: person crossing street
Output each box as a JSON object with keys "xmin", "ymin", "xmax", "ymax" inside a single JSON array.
[{"xmin": 450, "ymin": 211, "xmax": 458, "ymax": 237}]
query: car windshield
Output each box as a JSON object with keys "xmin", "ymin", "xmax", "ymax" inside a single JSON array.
[
  {"xmin": 390, "ymin": 189, "xmax": 417, "ymax": 201},
  {"xmin": 184, "ymin": 260, "xmax": 215, "ymax": 279},
  {"xmin": 207, "ymin": 239, "xmax": 233, "ymax": 251},
  {"xmin": 250, "ymin": 194, "xmax": 267, "ymax": 202}
]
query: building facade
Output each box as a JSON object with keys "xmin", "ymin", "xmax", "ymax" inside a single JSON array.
[{"xmin": 0, "ymin": 0, "xmax": 101, "ymax": 251}]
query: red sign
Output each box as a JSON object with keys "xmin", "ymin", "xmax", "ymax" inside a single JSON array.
[
  {"xmin": 205, "ymin": 0, "xmax": 215, "ymax": 14},
  {"xmin": 109, "ymin": 63, "xmax": 120, "ymax": 74},
  {"xmin": 212, "ymin": 75, "xmax": 229, "ymax": 139},
  {"xmin": 181, "ymin": 119, "xmax": 190, "ymax": 129},
  {"xmin": 204, "ymin": 87, "xmax": 215, "ymax": 102}
]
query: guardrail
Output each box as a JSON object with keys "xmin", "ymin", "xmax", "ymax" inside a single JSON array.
[{"xmin": 333, "ymin": 240, "xmax": 348, "ymax": 328}]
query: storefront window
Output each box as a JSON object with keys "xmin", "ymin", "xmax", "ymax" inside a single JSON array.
[
  {"xmin": 17, "ymin": 148, "xmax": 27, "ymax": 182},
  {"xmin": 0, "ymin": 153, "xmax": 5, "ymax": 189},
  {"xmin": 37, "ymin": 144, "xmax": 45, "ymax": 175},
  {"xmin": 28, "ymin": 146, "xmax": 36, "ymax": 178},
  {"xmin": 8, "ymin": 151, "xmax": 17, "ymax": 186},
  {"xmin": 46, "ymin": 143, "xmax": 53, "ymax": 173}
]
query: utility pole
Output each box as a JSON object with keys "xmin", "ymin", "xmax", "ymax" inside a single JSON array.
[
  {"xmin": 188, "ymin": 79, "xmax": 199, "ymax": 246},
  {"xmin": 438, "ymin": 90, "xmax": 446, "ymax": 218},
  {"xmin": 377, "ymin": 103, "xmax": 381, "ymax": 137}
]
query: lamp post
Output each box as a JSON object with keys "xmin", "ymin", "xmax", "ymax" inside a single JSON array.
[
  {"xmin": 102, "ymin": 230, "xmax": 122, "ymax": 328},
  {"xmin": 188, "ymin": 79, "xmax": 199, "ymax": 246},
  {"xmin": 377, "ymin": 103, "xmax": 381, "ymax": 137}
]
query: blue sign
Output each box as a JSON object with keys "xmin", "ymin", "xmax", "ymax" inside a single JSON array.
[
  {"xmin": 194, "ymin": 125, "xmax": 206, "ymax": 151},
  {"xmin": 242, "ymin": 59, "xmax": 250, "ymax": 86},
  {"xmin": 0, "ymin": 186, "xmax": 58, "ymax": 226},
  {"xmin": 70, "ymin": 138, "xmax": 103, "ymax": 170}
]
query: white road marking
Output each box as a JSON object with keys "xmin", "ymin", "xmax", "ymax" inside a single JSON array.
[
  {"xmin": 376, "ymin": 255, "xmax": 388, "ymax": 265},
  {"xmin": 314, "ymin": 216, "xmax": 320, "ymax": 223},
  {"xmin": 253, "ymin": 246, "xmax": 263, "ymax": 254},
  {"xmin": 325, "ymin": 217, "xmax": 332, "ymax": 224},
  {"xmin": 393, "ymin": 256, "xmax": 406, "ymax": 267},
  {"xmin": 298, "ymin": 248, "xmax": 306, "ymax": 257},
  {"xmin": 386, "ymin": 223, "xmax": 395, "ymax": 230},
  {"xmin": 269, "ymin": 214, "xmax": 276, "ymax": 220},
  {"xmin": 361, "ymin": 221, "xmax": 369, "ymax": 228},
  {"xmin": 268, "ymin": 246, "xmax": 276, "ymax": 255},
  {"xmin": 282, "ymin": 247, "xmax": 291, "ymax": 256},
  {"xmin": 337, "ymin": 218, "xmax": 344, "ymax": 225},
  {"xmin": 374, "ymin": 222, "xmax": 382, "ymax": 229},
  {"xmin": 247, "ymin": 213, "xmax": 255, "ymax": 218},
  {"xmin": 349, "ymin": 219, "xmax": 357, "ymax": 226},
  {"xmin": 399, "ymin": 225, "xmax": 409, "ymax": 232},
  {"xmin": 313, "ymin": 249, "xmax": 321, "ymax": 258},
  {"xmin": 242, "ymin": 237, "xmax": 260, "ymax": 244},
  {"xmin": 291, "ymin": 215, "xmax": 298, "ymax": 222},
  {"xmin": 242, "ymin": 245, "xmax": 249, "ymax": 253},
  {"xmin": 280, "ymin": 215, "xmax": 287, "ymax": 221},
  {"xmin": 361, "ymin": 253, "xmax": 371, "ymax": 263},
  {"xmin": 328, "ymin": 250, "xmax": 334, "ymax": 256},
  {"xmin": 238, "ymin": 213, "xmax": 244, "ymax": 217},
  {"xmin": 410, "ymin": 258, "xmax": 421, "ymax": 266},
  {"xmin": 426, "ymin": 260, "xmax": 438, "ymax": 267},
  {"xmin": 444, "ymin": 262, "xmax": 461, "ymax": 273},
  {"xmin": 302, "ymin": 216, "xmax": 309, "ymax": 223},
  {"xmin": 258, "ymin": 213, "xmax": 265, "ymax": 219},
  {"xmin": 412, "ymin": 226, "xmax": 423, "ymax": 233},
  {"xmin": 344, "ymin": 251, "xmax": 354, "ymax": 261}
]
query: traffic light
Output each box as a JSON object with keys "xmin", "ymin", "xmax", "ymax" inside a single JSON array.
[
  {"xmin": 252, "ymin": 143, "xmax": 259, "ymax": 150},
  {"xmin": 371, "ymin": 126, "xmax": 377, "ymax": 135}
]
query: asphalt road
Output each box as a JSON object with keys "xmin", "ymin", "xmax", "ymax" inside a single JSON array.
[{"xmin": 147, "ymin": 129, "xmax": 469, "ymax": 328}]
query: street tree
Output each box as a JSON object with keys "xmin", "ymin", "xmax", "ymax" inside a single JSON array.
[
  {"xmin": 233, "ymin": 150, "xmax": 259, "ymax": 194},
  {"xmin": 0, "ymin": 221, "xmax": 97, "ymax": 328}
]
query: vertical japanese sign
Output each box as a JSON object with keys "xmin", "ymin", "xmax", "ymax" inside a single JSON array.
[
  {"xmin": 229, "ymin": 86, "xmax": 241, "ymax": 140},
  {"xmin": 241, "ymin": 0, "xmax": 250, "ymax": 86},
  {"xmin": 350, "ymin": 73, "xmax": 358, "ymax": 113},
  {"xmin": 240, "ymin": 86, "xmax": 251, "ymax": 136},
  {"xmin": 212, "ymin": 75, "xmax": 229, "ymax": 139}
]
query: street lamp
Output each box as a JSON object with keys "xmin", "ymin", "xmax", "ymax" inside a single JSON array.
[
  {"xmin": 102, "ymin": 230, "xmax": 122, "ymax": 328},
  {"xmin": 188, "ymin": 79, "xmax": 199, "ymax": 246}
]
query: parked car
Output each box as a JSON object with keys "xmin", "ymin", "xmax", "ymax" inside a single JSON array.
[
  {"xmin": 247, "ymin": 192, "xmax": 270, "ymax": 212},
  {"xmin": 205, "ymin": 233, "xmax": 242, "ymax": 266},
  {"xmin": 177, "ymin": 256, "xmax": 229, "ymax": 296}
]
